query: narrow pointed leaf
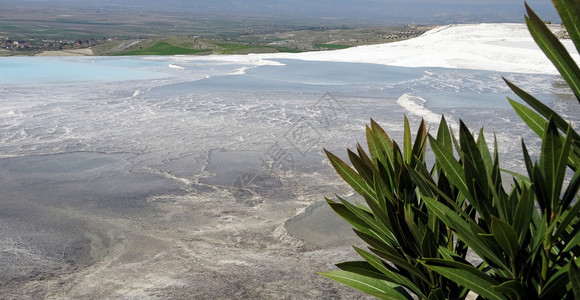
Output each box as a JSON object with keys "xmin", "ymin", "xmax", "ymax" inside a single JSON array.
[
  {"xmin": 421, "ymin": 229, "xmax": 438, "ymax": 258},
  {"xmin": 513, "ymin": 185, "xmax": 534, "ymax": 244},
  {"xmin": 563, "ymin": 228, "xmax": 580, "ymax": 253},
  {"xmin": 319, "ymin": 270, "xmax": 412, "ymax": 300},
  {"xmin": 407, "ymin": 165, "xmax": 436, "ymax": 198},
  {"xmin": 429, "ymin": 135, "xmax": 472, "ymax": 202},
  {"xmin": 541, "ymin": 260, "xmax": 575, "ymax": 299},
  {"xmin": 336, "ymin": 262, "xmax": 415, "ymax": 300},
  {"xmin": 491, "ymin": 280, "xmax": 524, "ymax": 298},
  {"xmin": 460, "ymin": 121, "xmax": 492, "ymax": 220},
  {"xmin": 354, "ymin": 247, "xmax": 427, "ymax": 299},
  {"xmin": 326, "ymin": 199, "xmax": 378, "ymax": 237},
  {"xmin": 369, "ymin": 247, "xmax": 432, "ymax": 285},
  {"xmin": 325, "ymin": 149, "xmax": 377, "ymax": 201},
  {"xmin": 404, "ymin": 116, "xmax": 412, "ymax": 164},
  {"xmin": 348, "ymin": 148, "xmax": 374, "ymax": 187},
  {"xmin": 421, "ymin": 259, "xmax": 506, "ymax": 300},
  {"xmin": 436, "ymin": 115, "xmax": 453, "ymax": 155},
  {"xmin": 476, "ymin": 128, "xmax": 493, "ymax": 170},
  {"xmin": 491, "ymin": 216, "xmax": 519, "ymax": 259},
  {"xmin": 354, "ymin": 229, "xmax": 395, "ymax": 253},
  {"xmin": 336, "ymin": 196, "xmax": 393, "ymax": 245},
  {"xmin": 505, "ymin": 79, "xmax": 580, "ymax": 142},
  {"xmin": 367, "ymin": 125, "xmax": 386, "ymax": 166},
  {"xmin": 552, "ymin": 0, "xmax": 580, "ymax": 55},
  {"xmin": 561, "ymin": 168, "xmax": 580, "ymax": 210},
  {"xmin": 521, "ymin": 139, "xmax": 537, "ymax": 188},
  {"xmin": 371, "ymin": 118, "xmax": 394, "ymax": 163},
  {"xmin": 540, "ymin": 119, "xmax": 566, "ymax": 211},
  {"xmin": 423, "ymin": 197, "xmax": 509, "ymax": 270},
  {"xmin": 373, "ymin": 169, "xmax": 392, "ymax": 213},
  {"xmin": 411, "ymin": 119, "xmax": 428, "ymax": 165},
  {"xmin": 555, "ymin": 181, "xmax": 580, "ymax": 241},
  {"xmin": 526, "ymin": 3, "xmax": 580, "ymax": 100},
  {"xmin": 336, "ymin": 261, "xmax": 389, "ymax": 280},
  {"xmin": 357, "ymin": 144, "xmax": 378, "ymax": 173},
  {"xmin": 508, "ymin": 97, "xmax": 548, "ymax": 138},
  {"xmin": 570, "ymin": 257, "xmax": 580, "ymax": 299},
  {"xmin": 413, "ymin": 171, "xmax": 470, "ymax": 220},
  {"xmin": 427, "ymin": 288, "xmax": 444, "ymax": 300}
]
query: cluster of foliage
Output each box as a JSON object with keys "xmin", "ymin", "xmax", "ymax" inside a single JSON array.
[{"xmin": 320, "ymin": 2, "xmax": 580, "ymax": 299}]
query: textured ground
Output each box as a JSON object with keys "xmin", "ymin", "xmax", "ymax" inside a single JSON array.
[{"xmin": 0, "ymin": 150, "xmax": 371, "ymax": 299}]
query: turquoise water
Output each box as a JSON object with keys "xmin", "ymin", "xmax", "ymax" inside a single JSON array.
[
  {"xmin": 0, "ymin": 55, "xmax": 578, "ymax": 297},
  {"xmin": 0, "ymin": 57, "xmax": 171, "ymax": 84}
]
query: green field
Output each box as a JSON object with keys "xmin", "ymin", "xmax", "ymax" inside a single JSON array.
[
  {"xmin": 215, "ymin": 43, "xmax": 262, "ymax": 54},
  {"xmin": 313, "ymin": 43, "xmax": 352, "ymax": 50},
  {"xmin": 112, "ymin": 42, "xmax": 211, "ymax": 56}
]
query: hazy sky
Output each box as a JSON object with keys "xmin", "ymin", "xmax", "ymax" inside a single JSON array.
[{"xmin": 8, "ymin": 0, "xmax": 560, "ymax": 24}]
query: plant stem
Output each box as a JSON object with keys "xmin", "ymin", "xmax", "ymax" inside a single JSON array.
[{"xmin": 540, "ymin": 232, "xmax": 553, "ymax": 293}]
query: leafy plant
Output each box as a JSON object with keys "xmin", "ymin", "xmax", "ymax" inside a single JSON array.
[
  {"xmin": 321, "ymin": 1, "xmax": 580, "ymax": 299},
  {"xmin": 320, "ymin": 117, "xmax": 470, "ymax": 299}
]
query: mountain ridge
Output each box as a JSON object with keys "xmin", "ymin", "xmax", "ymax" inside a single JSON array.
[{"xmin": 5, "ymin": 0, "xmax": 558, "ymax": 24}]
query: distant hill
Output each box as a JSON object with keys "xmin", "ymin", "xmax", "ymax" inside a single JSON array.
[{"xmin": 5, "ymin": 0, "xmax": 559, "ymax": 24}]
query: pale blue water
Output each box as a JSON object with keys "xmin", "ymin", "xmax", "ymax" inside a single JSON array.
[
  {"xmin": 0, "ymin": 57, "xmax": 171, "ymax": 84},
  {"xmin": 0, "ymin": 55, "xmax": 578, "ymax": 293},
  {"xmin": 0, "ymin": 55, "xmax": 577, "ymax": 168}
]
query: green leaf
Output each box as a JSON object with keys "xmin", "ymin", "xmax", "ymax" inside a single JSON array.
[
  {"xmin": 491, "ymin": 280, "xmax": 524, "ymax": 299},
  {"xmin": 541, "ymin": 259, "xmax": 576, "ymax": 299},
  {"xmin": 532, "ymin": 161, "xmax": 550, "ymax": 214},
  {"xmin": 512, "ymin": 185, "xmax": 535, "ymax": 244},
  {"xmin": 505, "ymin": 79, "xmax": 580, "ymax": 143},
  {"xmin": 373, "ymin": 169, "xmax": 393, "ymax": 215},
  {"xmin": 335, "ymin": 262, "xmax": 416, "ymax": 300},
  {"xmin": 337, "ymin": 261, "xmax": 390, "ymax": 280},
  {"xmin": 526, "ymin": 3, "xmax": 580, "ymax": 101},
  {"xmin": 411, "ymin": 119, "xmax": 428, "ymax": 166},
  {"xmin": 508, "ymin": 97, "xmax": 548, "ymax": 139},
  {"xmin": 327, "ymin": 198, "xmax": 398, "ymax": 248},
  {"xmin": 354, "ymin": 247, "xmax": 427, "ymax": 299},
  {"xmin": 421, "ymin": 229, "xmax": 438, "ymax": 259},
  {"xmin": 326, "ymin": 199, "xmax": 375, "ymax": 234},
  {"xmin": 367, "ymin": 125, "xmax": 387, "ymax": 166},
  {"xmin": 459, "ymin": 121, "xmax": 493, "ymax": 221},
  {"xmin": 348, "ymin": 148, "xmax": 375, "ymax": 187},
  {"xmin": 354, "ymin": 229, "xmax": 395, "ymax": 254},
  {"xmin": 428, "ymin": 135, "xmax": 472, "ymax": 203},
  {"xmin": 561, "ymin": 168, "xmax": 580, "ymax": 210},
  {"xmin": 421, "ymin": 258, "xmax": 507, "ymax": 300},
  {"xmin": 459, "ymin": 121, "xmax": 487, "ymax": 187},
  {"xmin": 404, "ymin": 115, "xmax": 412, "ymax": 164},
  {"xmin": 423, "ymin": 197, "xmax": 509, "ymax": 271},
  {"xmin": 570, "ymin": 257, "xmax": 580, "ymax": 300},
  {"xmin": 362, "ymin": 192, "xmax": 397, "ymax": 243},
  {"xmin": 562, "ymin": 227, "xmax": 580, "ymax": 253},
  {"xmin": 369, "ymin": 246, "xmax": 432, "ymax": 285},
  {"xmin": 336, "ymin": 196, "xmax": 394, "ymax": 246},
  {"xmin": 476, "ymin": 128, "xmax": 493, "ymax": 170},
  {"xmin": 436, "ymin": 115, "xmax": 453, "ymax": 156},
  {"xmin": 427, "ymin": 288, "xmax": 444, "ymax": 300},
  {"xmin": 552, "ymin": 0, "xmax": 580, "ymax": 55},
  {"xmin": 554, "ymin": 193, "xmax": 580, "ymax": 242},
  {"xmin": 539, "ymin": 119, "xmax": 570, "ymax": 212},
  {"xmin": 491, "ymin": 216, "xmax": 519, "ymax": 259},
  {"xmin": 371, "ymin": 118, "xmax": 394, "ymax": 164},
  {"xmin": 412, "ymin": 170, "xmax": 469, "ymax": 219},
  {"xmin": 325, "ymin": 149, "xmax": 377, "ymax": 201},
  {"xmin": 319, "ymin": 270, "xmax": 412, "ymax": 300}
]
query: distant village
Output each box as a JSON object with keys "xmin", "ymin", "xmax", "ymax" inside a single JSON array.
[
  {"xmin": 0, "ymin": 36, "xmax": 118, "ymax": 54},
  {"xmin": 0, "ymin": 27, "xmax": 429, "ymax": 56}
]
